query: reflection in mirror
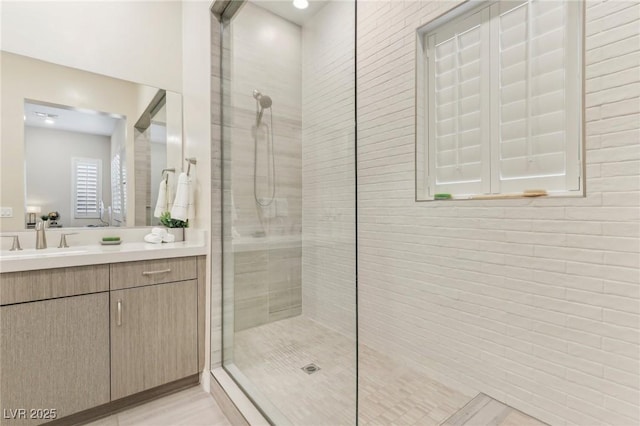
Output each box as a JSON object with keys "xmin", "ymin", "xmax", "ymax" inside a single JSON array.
[
  {"xmin": 24, "ymin": 101, "xmax": 127, "ymax": 228},
  {"xmin": 134, "ymin": 91, "xmax": 171, "ymax": 226},
  {"xmin": 0, "ymin": 51, "xmax": 183, "ymax": 231}
]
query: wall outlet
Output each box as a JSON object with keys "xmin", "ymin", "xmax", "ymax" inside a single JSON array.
[{"xmin": 0, "ymin": 207, "xmax": 13, "ymax": 218}]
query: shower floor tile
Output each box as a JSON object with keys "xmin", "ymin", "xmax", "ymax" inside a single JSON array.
[
  {"xmin": 234, "ymin": 316, "xmax": 469, "ymax": 426},
  {"xmin": 441, "ymin": 393, "xmax": 548, "ymax": 426}
]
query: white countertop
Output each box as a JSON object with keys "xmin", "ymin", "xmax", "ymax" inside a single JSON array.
[{"xmin": 0, "ymin": 228, "xmax": 207, "ymax": 273}]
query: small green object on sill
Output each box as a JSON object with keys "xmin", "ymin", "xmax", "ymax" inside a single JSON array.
[
  {"xmin": 102, "ymin": 236, "xmax": 121, "ymax": 242},
  {"xmin": 434, "ymin": 193, "xmax": 452, "ymax": 200}
]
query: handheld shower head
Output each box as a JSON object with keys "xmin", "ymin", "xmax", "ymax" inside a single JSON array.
[
  {"xmin": 253, "ymin": 89, "xmax": 272, "ymax": 125},
  {"xmin": 259, "ymin": 95, "xmax": 272, "ymax": 109}
]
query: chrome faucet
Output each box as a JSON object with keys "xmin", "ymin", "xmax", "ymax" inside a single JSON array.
[
  {"xmin": 35, "ymin": 221, "xmax": 47, "ymax": 249},
  {"xmin": 1, "ymin": 235, "xmax": 22, "ymax": 251},
  {"xmin": 58, "ymin": 232, "xmax": 78, "ymax": 248}
]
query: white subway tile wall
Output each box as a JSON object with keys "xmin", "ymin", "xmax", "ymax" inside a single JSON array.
[
  {"xmin": 302, "ymin": 1, "xmax": 357, "ymax": 337},
  {"xmin": 357, "ymin": 1, "xmax": 639, "ymax": 425}
]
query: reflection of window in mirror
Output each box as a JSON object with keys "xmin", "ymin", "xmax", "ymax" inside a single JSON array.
[
  {"xmin": 24, "ymin": 100, "xmax": 127, "ymax": 228},
  {"xmin": 72, "ymin": 157, "xmax": 102, "ymax": 219}
]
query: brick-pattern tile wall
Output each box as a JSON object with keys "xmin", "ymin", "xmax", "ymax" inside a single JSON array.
[
  {"xmin": 357, "ymin": 1, "xmax": 639, "ymax": 424},
  {"xmin": 302, "ymin": 1, "xmax": 357, "ymax": 336}
]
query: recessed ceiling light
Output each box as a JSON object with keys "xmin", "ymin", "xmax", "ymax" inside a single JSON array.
[
  {"xmin": 34, "ymin": 111, "xmax": 58, "ymax": 119},
  {"xmin": 44, "ymin": 118, "xmax": 55, "ymax": 125},
  {"xmin": 293, "ymin": 0, "xmax": 308, "ymax": 10}
]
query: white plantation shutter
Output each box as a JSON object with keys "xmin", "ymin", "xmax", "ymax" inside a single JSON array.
[
  {"xmin": 73, "ymin": 157, "xmax": 102, "ymax": 219},
  {"xmin": 422, "ymin": 0, "xmax": 582, "ymax": 198},
  {"xmin": 122, "ymin": 165, "xmax": 127, "ymax": 214},
  {"xmin": 427, "ymin": 9, "xmax": 491, "ymax": 195},
  {"xmin": 491, "ymin": 0, "xmax": 581, "ymax": 193},
  {"xmin": 111, "ymin": 153, "xmax": 123, "ymax": 219}
]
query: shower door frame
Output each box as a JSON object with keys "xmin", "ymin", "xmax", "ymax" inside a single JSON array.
[{"xmin": 210, "ymin": 1, "xmax": 359, "ymax": 424}]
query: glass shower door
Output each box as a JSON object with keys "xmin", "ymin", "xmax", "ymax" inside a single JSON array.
[{"xmin": 217, "ymin": 0, "xmax": 357, "ymax": 424}]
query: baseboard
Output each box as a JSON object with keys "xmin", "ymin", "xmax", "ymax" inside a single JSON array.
[
  {"xmin": 209, "ymin": 368, "xmax": 269, "ymax": 426},
  {"xmin": 45, "ymin": 374, "xmax": 200, "ymax": 426}
]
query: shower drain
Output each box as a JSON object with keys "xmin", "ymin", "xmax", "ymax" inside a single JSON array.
[{"xmin": 301, "ymin": 363, "xmax": 321, "ymax": 374}]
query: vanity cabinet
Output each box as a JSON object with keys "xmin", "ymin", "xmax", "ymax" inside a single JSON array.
[
  {"xmin": 110, "ymin": 257, "xmax": 199, "ymax": 400},
  {"xmin": 0, "ymin": 269, "xmax": 110, "ymax": 426},
  {"xmin": 0, "ymin": 255, "xmax": 206, "ymax": 425},
  {"xmin": 110, "ymin": 280, "xmax": 198, "ymax": 399}
]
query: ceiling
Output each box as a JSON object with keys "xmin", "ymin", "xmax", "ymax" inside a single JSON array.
[
  {"xmin": 24, "ymin": 102, "xmax": 122, "ymax": 137},
  {"xmin": 252, "ymin": 0, "xmax": 326, "ymax": 26}
]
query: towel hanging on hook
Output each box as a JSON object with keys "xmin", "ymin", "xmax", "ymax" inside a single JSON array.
[
  {"xmin": 161, "ymin": 168, "xmax": 175, "ymax": 184},
  {"xmin": 155, "ymin": 168, "xmax": 175, "ymax": 218},
  {"xmin": 185, "ymin": 157, "xmax": 197, "ymax": 176}
]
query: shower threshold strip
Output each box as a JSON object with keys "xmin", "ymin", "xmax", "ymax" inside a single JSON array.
[{"xmin": 441, "ymin": 393, "xmax": 548, "ymax": 426}]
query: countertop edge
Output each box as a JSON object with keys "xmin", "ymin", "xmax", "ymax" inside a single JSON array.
[{"xmin": 0, "ymin": 244, "xmax": 207, "ymax": 273}]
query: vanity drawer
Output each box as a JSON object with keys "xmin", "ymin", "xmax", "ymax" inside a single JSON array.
[
  {"xmin": 0, "ymin": 265, "xmax": 109, "ymax": 305},
  {"xmin": 110, "ymin": 257, "xmax": 197, "ymax": 290}
]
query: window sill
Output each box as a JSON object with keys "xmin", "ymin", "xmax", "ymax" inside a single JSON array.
[{"xmin": 417, "ymin": 190, "xmax": 585, "ymax": 202}]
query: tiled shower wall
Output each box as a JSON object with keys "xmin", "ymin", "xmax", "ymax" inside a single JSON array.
[
  {"xmin": 301, "ymin": 1, "xmax": 357, "ymax": 337},
  {"xmin": 229, "ymin": 3, "xmax": 303, "ymax": 330},
  {"xmin": 229, "ymin": 2, "xmax": 302, "ymax": 238},
  {"xmin": 357, "ymin": 1, "xmax": 639, "ymax": 425}
]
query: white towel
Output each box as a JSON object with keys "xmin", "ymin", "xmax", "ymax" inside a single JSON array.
[
  {"xmin": 149, "ymin": 227, "xmax": 174, "ymax": 243},
  {"xmin": 144, "ymin": 233, "xmax": 162, "ymax": 244},
  {"xmin": 170, "ymin": 172, "xmax": 192, "ymax": 222},
  {"xmin": 151, "ymin": 227, "xmax": 168, "ymax": 238},
  {"xmin": 153, "ymin": 179, "xmax": 168, "ymax": 218}
]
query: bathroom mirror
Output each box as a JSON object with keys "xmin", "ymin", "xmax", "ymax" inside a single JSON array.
[{"xmin": 0, "ymin": 51, "xmax": 183, "ymax": 230}]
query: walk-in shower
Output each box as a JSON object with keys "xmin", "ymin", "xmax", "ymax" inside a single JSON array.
[{"xmin": 211, "ymin": 1, "xmax": 636, "ymax": 425}]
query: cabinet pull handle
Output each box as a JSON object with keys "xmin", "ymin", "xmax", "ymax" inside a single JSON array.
[
  {"xmin": 117, "ymin": 300, "xmax": 122, "ymax": 326},
  {"xmin": 142, "ymin": 268, "xmax": 172, "ymax": 276}
]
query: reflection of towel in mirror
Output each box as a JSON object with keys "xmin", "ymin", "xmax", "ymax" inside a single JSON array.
[
  {"xmin": 170, "ymin": 172, "xmax": 193, "ymax": 222},
  {"xmin": 153, "ymin": 180, "xmax": 168, "ymax": 218}
]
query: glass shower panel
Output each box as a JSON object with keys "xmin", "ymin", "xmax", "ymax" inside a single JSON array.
[{"xmin": 219, "ymin": 1, "xmax": 357, "ymax": 424}]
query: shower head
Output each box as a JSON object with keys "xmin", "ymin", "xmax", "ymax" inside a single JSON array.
[
  {"xmin": 259, "ymin": 95, "xmax": 272, "ymax": 109},
  {"xmin": 253, "ymin": 89, "xmax": 272, "ymax": 125},
  {"xmin": 253, "ymin": 89, "xmax": 272, "ymax": 109}
]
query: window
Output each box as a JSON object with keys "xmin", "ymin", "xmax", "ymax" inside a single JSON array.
[
  {"xmin": 416, "ymin": 0, "xmax": 583, "ymax": 200},
  {"xmin": 72, "ymin": 157, "xmax": 102, "ymax": 218},
  {"xmin": 111, "ymin": 153, "xmax": 123, "ymax": 218}
]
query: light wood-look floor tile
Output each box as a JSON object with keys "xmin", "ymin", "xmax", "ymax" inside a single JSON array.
[{"xmin": 84, "ymin": 386, "xmax": 231, "ymax": 426}]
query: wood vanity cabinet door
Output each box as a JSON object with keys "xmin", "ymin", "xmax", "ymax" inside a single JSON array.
[
  {"xmin": 110, "ymin": 280, "xmax": 198, "ymax": 400},
  {"xmin": 0, "ymin": 293, "xmax": 110, "ymax": 426}
]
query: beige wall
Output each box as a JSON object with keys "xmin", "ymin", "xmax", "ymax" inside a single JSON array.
[
  {"xmin": 0, "ymin": 52, "xmax": 140, "ymax": 231},
  {"xmin": 0, "ymin": 0, "xmax": 182, "ymax": 92},
  {"xmin": 182, "ymin": 0, "xmax": 213, "ymax": 381}
]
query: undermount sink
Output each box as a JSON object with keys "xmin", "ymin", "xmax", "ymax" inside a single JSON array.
[{"xmin": 0, "ymin": 247, "xmax": 88, "ymax": 259}]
